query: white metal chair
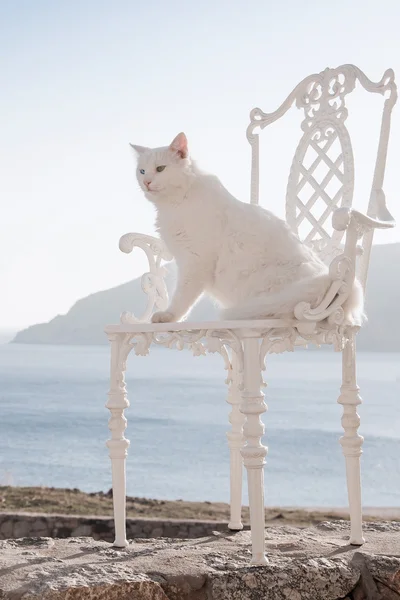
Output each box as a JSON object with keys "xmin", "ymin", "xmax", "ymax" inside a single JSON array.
[{"xmin": 105, "ymin": 65, "xmax": 396, "ymax": 566}]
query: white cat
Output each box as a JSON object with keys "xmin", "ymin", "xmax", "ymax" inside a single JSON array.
[{"xmin": 131, "ymin": 132, "xmax": 363, "ymax": 325}]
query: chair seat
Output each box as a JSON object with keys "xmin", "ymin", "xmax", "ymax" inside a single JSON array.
[
  {"xmin": 105, "ymin": 317, "xmax": 348, "ymax": 356},
  {"xmin": 105, "ymin": 317, "xmax": 294, "ymax": 334}
]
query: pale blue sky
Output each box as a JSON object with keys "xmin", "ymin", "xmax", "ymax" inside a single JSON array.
[{"xmin": 1, "ymin": 0, "xmax": 399, "ymax": 329}]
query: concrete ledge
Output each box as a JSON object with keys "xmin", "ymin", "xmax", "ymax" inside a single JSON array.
[{"xmin": 1, "ymin": 521, "xmax": 400, "ymax": 599}]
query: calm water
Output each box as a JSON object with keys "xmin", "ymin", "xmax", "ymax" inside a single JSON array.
[{"xmin": 0, "ymin": 343, "xmax": 399, "ymax": 507}]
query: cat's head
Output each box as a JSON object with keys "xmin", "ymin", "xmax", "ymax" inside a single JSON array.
[{"xmin": 130, "ymin": 132, "xmax": 193, "ymax": 202}]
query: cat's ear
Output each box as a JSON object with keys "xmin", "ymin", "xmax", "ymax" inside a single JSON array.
[
  {"xmin": 129, "ymin": 143, "xmax": 148, "ymax": 156},
  {"xmin": 169, "ymin": 132, "xmax": 188, "ymax": 159}
]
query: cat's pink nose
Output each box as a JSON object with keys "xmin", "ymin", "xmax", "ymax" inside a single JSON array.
[{"xmin": 144, "ymin": 180, "xmax": 151, "ymax": 188}]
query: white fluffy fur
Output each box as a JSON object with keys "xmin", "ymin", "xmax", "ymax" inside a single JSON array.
[{"xmin": 132, "ymin": 132, "xmax": 363, "ymax": 324}]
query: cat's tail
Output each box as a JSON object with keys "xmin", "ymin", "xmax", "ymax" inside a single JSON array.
[{"xmin": 221, "ymin": 275, "xmax": 365, "ymax": 324}]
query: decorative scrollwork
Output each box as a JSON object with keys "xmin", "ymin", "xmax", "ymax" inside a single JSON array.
[
  {"xmin": 296, "ymin": 67, "xmax": 356, "ymax": 131},
  {"xmin": 285, "ymin": 116, "xmax": 354, "ymax": 264},
  {"xmin": 292, "ymin": 248, "xmax": 354, "ymax": 326},
  {"xmin": 152, "ymin": 330, "xmax": 207, "ymax": 355},
  {"xmin": 206, "ymin": 329, "xmax": 244, "ymax": 375},
  {"xmin": 205, "ymin": 335, "xmax": 232, "ymax": 384},
  {"xmin": 332, "ymin": 207, "xmax": 374, "ymax": 241},
  {"xmin": 108, "ymin": 323, "xmax": 351, "ymax": 408},
  {"xmin": 119, "ymin": 233, "xmax": 172, "ymax": 324},
  {"xmin": 329, "ymin": 254, "xmax": 352, "ymax": 281},
  {"xmin": 299, "ymin": 324, "xmax": 347, "ymax": 352},
  {"xmin": 114, "ymin": 328, "xmax": 245, "ymax": 386},
  {"xmin": 259, "ymin": 327, "xmax": 298, "ymax": 369},
  {"xmin": 130, "ymin": 332, "xmax": 153, "ymax": 357},
  {"xmin": 247, "ymin": 64, "xmax": 397, "ymax": 289},
  {"xmin": 113, "ymin": 333, "xmax": 137, "ymax": 389},
  {"xmin": 247, "ymin": 65, "xmax": 396, "ymax": 143},
  {"xmin": 327, "ymin": 306, "xmax": 345, "ymax": 326}
]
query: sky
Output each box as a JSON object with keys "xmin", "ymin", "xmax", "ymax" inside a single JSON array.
[{"xmin": 1, "ymin": 0, "xmax": 400, "ymax": 330}]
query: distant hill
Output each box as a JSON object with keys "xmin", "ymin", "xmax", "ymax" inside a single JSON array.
[
  {"xmin": 11, "ymin": 265, "xmax": 218, "ymax": 346},
  {"xmin": 0, "ymin": 329, "xmax": 17, "ymax": 345},
  {"xmin": 11, "ymin": 243, "xmax": 400, "ymax": 351},
  {"xmin": 357, "ymin": 243, "xmax": 400, "ymax": 352}
]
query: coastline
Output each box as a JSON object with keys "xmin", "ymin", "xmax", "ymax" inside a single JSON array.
[{"xmin": 1, "ymin": 486, "xmax": 399, "ymax": 525}]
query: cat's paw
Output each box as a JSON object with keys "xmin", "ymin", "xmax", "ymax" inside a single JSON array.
[{"xmin": 151, "ymin": 311, "xmax": 176, "ymax": 323}]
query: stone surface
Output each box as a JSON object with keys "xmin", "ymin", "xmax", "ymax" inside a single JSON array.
[
  {"xmin": 1, "ymin": 521, "xmax": 400, "ymax": 599},
  {"xmin": 0, "ymin": 512, "xmax": 228, "ymax": 543}
]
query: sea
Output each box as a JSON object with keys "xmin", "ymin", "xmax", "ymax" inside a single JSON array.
[{"xmin": 0, "ymin": 343, "xmax": 399, "ymax": 508}]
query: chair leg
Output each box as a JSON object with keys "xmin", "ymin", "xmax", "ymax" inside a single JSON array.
[
  {"xmin": 226, "ymin": 351, "xmax": 245, "ymax": 531},
  {"xmin": 240, "ymin": 337, "xmax": 268, "ymax": 566},
  {"xmin": 106, "ymin": 333, "xmax": 130, "ymax": 547},
  {"xmin": 338, "ymin": 330, "xmax": 365, "ymax": 546}
]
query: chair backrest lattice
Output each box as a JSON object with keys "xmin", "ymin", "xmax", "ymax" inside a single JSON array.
[{"xmin": 247, "ymin": 64, "xmax": 397, "ymax": 282}]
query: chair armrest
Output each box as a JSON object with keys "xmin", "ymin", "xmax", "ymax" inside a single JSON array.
[
  {"xmin": 332, "ymin": 190, "xmax": 396, "ymax": 232},
  {"xmin": 119, "ymin": 233, "xmax": 173, "ymax": 261},
  {"xmin": 295, "ymin": 190, "xmax": 395, "ymax": 326},
  {"xmin": 118, "ymin": 233, "xmax": 173, "ymax": 325}
]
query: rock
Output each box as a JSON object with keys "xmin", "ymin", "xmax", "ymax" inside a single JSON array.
[
  {"xmin": 209, "ymin": 556, "xmax": 358, "ymax": 600},
  {"xmin": 356, "ymin": 552, "xmax": 400, "ymax": 594},
  {"xmin": 1, "ymin": 521, "xmax": 400, "ymax": 599},
  {"xmin": 162, "ymin": 574, "xmax": 207, "ymax": 600},
  {"xmin": 12, "ymin": 519, "xmax": 30, "ymax": 538},
  {"xmin": 32, "ymin": 517, "xmax": 51, "ymax": 537},
  {"xmin": 376, "ymin": 582, "xmax": 400, "ymax": 599},
  {"xmin": 0, "ymin": 512, "xmax": 229, "ymax": 542},
  {"xmin": 351, "ymin": 551, "xmax": 400, "ymax": 599},
  {"xmin": 0, "ymin": 519, "xmax": 14, "ymax": 538},
  {"xmin": 71, "ymin": 524, "xmax": 93, "ymax": 537}
]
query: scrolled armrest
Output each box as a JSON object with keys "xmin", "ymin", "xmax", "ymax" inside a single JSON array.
[
  {"xmin": 119, "ymin": 232, "xmax": 173, "ymax": 261},
  {"xmin": 332, "ymin": 190, "xmax": 396, "ymax": 232},
  {"xmin": 294, "ymin": 191, "xmax": 394, "ymax": 328},
  {"xmin": 118, "ymin": 232, "xmax": 173, "ymax": 325}
]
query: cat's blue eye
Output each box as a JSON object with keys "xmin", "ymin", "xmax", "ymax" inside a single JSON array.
[
  {"xmin": 156, "ymin": 165, "xmax": 166, "ymax": 172},
  {"xmin": 139, "ymin": 169, "xmax": 145, "ymax": 175}
]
